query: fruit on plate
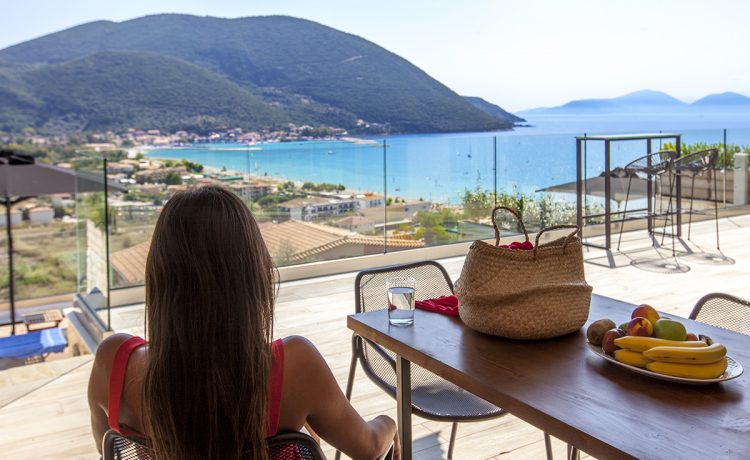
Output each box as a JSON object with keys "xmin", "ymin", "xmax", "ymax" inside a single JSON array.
[
  {"xmin": 643, "ymin": 342, "xmax": 727, "ymax": 364},
  {"xmin": 627, "ymin": 317, "xmax": 653, "ymax": 337},
  {"xmin": 613, "ymin": 349, "xmax": 652, "ymax": 368},
  {"xmin": 618, "ymin": 321, "xmax": 629, "ymax": 332},
  {"xmin": 631, "ymin": 304, "xmax": 660, "ymax": 326},
  {"xmin": 614, "ymin": 336, "xmax": 708, "ymax": 353},
  {"xmin": 653, "ymin": 318, "xmax": 688, "ymax": 341},
  {"xmin": 646, "ymin": 357, "xmax": 728, "ymax": 379},
  {"xmin": 686, "ymin": 332, "xmax": 699, "ymax": 341},
  {"xmin": 602, "ymin": 328, "xmax": 626, "ymax": 356},
  {"xmin": 586, "ymin": 319, "xmax": 616, "ymax": 346}
]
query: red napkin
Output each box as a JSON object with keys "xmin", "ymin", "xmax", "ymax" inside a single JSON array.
[
  {"xmin": 499, "ymin": 240, "xmax": 533, "ymax": 250},
  {"xmin": 415, "ymin": 295, "xmax": 460, "ymax": 316}
]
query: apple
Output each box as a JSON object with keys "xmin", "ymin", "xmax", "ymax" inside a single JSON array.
[
  {"xmin": 653, "ymin": 318, "xmax": 687, "ymax": 341},
  {"xmin": 602, "ymin": 328, "xmax": 626, "ymax": 356},
  {"xmin": 618, "ymin": 322, "xmax": 630, "ymax": 332},
  {"xmin": 686, "ymin": 332, "xmax": 699, "ymax": 341},
  {"xmin": 631, "ymin": 304, "xmax": 660, "ymax": 326},
  {"xmin": 627, "ymin": 317, "xmax": 653, "ymax": 337}
]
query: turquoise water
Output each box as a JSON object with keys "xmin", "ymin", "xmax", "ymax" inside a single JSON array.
[{"xmin": 147, "ymin": 114, "xmax": 750, "ymax": 204}]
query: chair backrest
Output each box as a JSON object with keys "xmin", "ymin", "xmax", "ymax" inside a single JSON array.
[
  {"xmin": 623, "ymin": 150, "xmax": 677, "ymax": 176},
  {"xmin": 672, "ymin": 148, "xmax": 719, "ymax": 174},
  {"xmin": 355, "ymin": 260, "xmax": 454, "ymax": 313},
  {"xmin": 689, "ymin": 293, "xmax": 750, "ymax": 336},
  {"xmin": 353, "ymin": 261, "xmax": 454, "ymax": 391},
  {"xmin": 102, "ymin": 429, "xmax": 327, "ymax": 460}
]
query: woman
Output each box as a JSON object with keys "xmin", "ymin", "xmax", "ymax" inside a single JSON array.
[{"xmin": 88, "ymin": 186, "xmax": 398, "ymax": 459}]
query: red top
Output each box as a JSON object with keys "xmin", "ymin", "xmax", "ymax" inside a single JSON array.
[{"xmin": 108, "ymin": 336, "xmax": 285, "ymax": 438}]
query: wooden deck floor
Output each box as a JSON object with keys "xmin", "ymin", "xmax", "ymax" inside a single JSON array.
[{"xmin": 2, "ymin": 214, "xmax": 750, "ymax": 459}]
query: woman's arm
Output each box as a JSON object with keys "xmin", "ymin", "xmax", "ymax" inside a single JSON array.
[
  {"xmin": 87, "ymin": 333, "xmax": 133, "ymax": 454},
  {"xmin": 281, "ymin": 336, "xmax": 397, "ymax": 460}
]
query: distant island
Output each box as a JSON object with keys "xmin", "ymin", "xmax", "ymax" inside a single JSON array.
[
  {"xmin": 0, "ymin": 14, "xmax": 521, "ymax": 135},
  {"xmin": 519, "ymin": 89, "xmax": 750, "ymax": 115}
]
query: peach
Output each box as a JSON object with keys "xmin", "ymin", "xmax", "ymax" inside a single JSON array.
[
  {"xmin": 686, "ymin": 332, "xmax": 699, "ymax": 341},
  {"xmin": 627, "ymin": 317, "xmax": 653, "ymax": 337},
  {"xmin": 602, "ymin": 328, "xmax": 626, "ymax": 356},
  {"xmin": 631, "ymin": 304, "xmax": 660, "ymax": 326}
]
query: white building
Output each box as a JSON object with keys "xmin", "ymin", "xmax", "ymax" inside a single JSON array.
[
  {"xmin": 0, "ymin": 210, "xmax": 22, "ymax": 227},
  {"xmin": 278, "ymin": 196, "xmax": 358, "ymax": 221},
  {"xmin": 29, "ymin": 207, "xmax": 54, "ymax": 224}
]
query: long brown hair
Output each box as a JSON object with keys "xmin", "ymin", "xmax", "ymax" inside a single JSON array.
[{"xmin": 143, "ymin": 186, "xmax": 275, "ymax": 460}]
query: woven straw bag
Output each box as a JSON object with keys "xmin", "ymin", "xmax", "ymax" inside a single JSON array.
[{"xmin": 455, "ymin": 206, "xmax": 592, "ymax": 340}]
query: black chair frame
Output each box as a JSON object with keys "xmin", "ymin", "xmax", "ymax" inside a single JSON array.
[
  {"xmin": 102, "ymin": 429, "xmax": 327, "ymax": 460},
  {"xmin": 616, "ymin": 150, "xmax": 677, "ymax": 252}
]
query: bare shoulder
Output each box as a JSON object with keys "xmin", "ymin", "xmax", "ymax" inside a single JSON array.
[
  {"xmin": 281, "ymin": 335, "xmax": 323, "ymax": 368},
  {"xmin": 93, "ymin": 333, "xmax": 137, "ymax": 372}
]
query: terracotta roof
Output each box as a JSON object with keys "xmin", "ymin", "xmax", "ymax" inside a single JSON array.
[
  {"xmin": 110, "ymin": 241, "xmax": 150, "ymax": 284},
  {"xmin": 110, "ymin": 220, "xmax": 424, "ymax": 275},
  {"xmin": 260, "ymin": 220, "xmax": 422, "ymax": 262}
]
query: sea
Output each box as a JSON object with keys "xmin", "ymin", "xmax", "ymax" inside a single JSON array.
[{"xmin": 147, "ymin": 113, "xmax": 750, "ymax": 205}]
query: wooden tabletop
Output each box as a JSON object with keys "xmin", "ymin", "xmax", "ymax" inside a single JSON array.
[{"xmin": 348, "ymin": 294, "xmax": 750, "ymax": 460}]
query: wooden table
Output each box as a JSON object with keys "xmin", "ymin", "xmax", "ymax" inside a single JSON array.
[
  {"xmin": 348, "ymin": 294, "xmax": 750, "ymax": 460},
  {"xmin": 23, "ymin": 309, "xmax": 64, "ymax": 332}
]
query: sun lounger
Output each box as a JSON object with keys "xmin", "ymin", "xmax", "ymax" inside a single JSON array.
[{"xmin": 0, "ymin": 328, "xmax": 68, "ymax": 360}]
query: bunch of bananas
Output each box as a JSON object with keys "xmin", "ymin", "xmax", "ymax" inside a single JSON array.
[{"xmin": 612, "ymin": 336, "xmax": 728, "ymax": 379}]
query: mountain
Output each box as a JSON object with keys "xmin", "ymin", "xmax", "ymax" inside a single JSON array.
[
  {"xmin": 520, "ymin": 90, "xmax": 688, "ymax": 115},
  {"xmin": 0, "ymin": 14, "xmax": 513, "ymax": 134},
  {"xmin": 692, "ymin": 92, "xmax": 750, "ymax": 108},
  {"xmin": 462, "ymin": 96, "xmax": 525, "ymax": 123}
]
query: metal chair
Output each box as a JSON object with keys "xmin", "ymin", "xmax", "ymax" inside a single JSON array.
[
  {"xmin": 102, "ymin": 429, "xmax": 327, "ymax": 460},
  {"xmin": 616, "ymin": 150, "xmax": 677, "ymax": 251},
  {"xmin": 666, "ymin": 149, "xmax": 720, "ymax": 250},
  {"xmin": 336, "ymin": 260, "xmax": 553, "ymax": 460},
  {"xmin": 689, "ymin": 293, "xmax": 750, "ymax": 335}
]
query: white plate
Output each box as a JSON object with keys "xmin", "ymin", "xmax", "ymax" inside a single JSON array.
[{"xmin": 586, "ymin": 342, "xmax": 744, "ymax": 385}]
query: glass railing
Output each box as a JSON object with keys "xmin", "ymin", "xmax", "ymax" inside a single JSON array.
[{"xmin": 2, "ymin": 125, "xmax": 750, "ymax": 331}]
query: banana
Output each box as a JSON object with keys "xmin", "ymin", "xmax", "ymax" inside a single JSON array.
[
  {"xmin": 643, "ymin": 342, "xmax": 726, "ymax": 364},
  {"xmin": 613, "ymin": 349, "xmax": 652, "ymax": 368},
  {"xmin": 646, "ymin": 357, "xmax": 728, "ymax": 379},
  {"xmin": 614, "ymin": 336, "xmax": 708, "ymax": 353}
]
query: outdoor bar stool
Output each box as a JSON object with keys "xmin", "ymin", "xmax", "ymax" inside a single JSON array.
[
  {"xmin": 337, "ymin": 261, "xmax": 554, "ymax": 460},
  {"xmin": 616, "ymin": 150, "xmax": 677, "ymax": 251},
  {"xmin": 689, "ymin": 292, "xmax": 750, "ymax": 335},
  {"xmin": 664, "ymin": 149, "xmax": 720, "ymax": 251}
]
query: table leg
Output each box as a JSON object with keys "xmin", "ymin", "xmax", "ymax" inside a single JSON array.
[{"xmin": 396, "ymin": 355, "xmax": 412, "ymax": 460}]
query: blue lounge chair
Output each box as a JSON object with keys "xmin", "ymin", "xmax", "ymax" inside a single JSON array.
[{"xmin": 0, "ymin": 328, "xmax": 68, "ymax": 360}]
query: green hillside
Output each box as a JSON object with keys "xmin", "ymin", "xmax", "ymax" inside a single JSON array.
[
  {"xmin": 20, "ymin": 51, "xmax": 288, "ymax": 133},
  {"xmin": 0, "ymin": 14, "xmax": 515, "ymax": 134}
]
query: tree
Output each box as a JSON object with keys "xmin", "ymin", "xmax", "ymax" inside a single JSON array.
[
  {"xmin": 164, "ymin": 172, "xmax": 182, "ymax": 185},
  {"xmin": 462, "ymin": 186, "xmax": 494, "ymax": 221}
]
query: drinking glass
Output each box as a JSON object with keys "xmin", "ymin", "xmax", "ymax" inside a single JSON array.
[{"xmin": 387, "ymin": 277, "xmax": 416, "ymax": 326}]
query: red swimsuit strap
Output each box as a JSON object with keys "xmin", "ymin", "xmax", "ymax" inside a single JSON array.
[
  {"xmin": 108, "ymin": 336, "xmax": 147, "ymax": 436},
  {"xmin": 266, "ymin": 338, "xmax": 285, "ymax": 437}
]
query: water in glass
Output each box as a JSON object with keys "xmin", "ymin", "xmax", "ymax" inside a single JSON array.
[{"xmin": 388, "ymin": 284, "xmax": 415, "ymax": 326}]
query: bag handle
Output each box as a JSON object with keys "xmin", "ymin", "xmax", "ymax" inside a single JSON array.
[
  {"xmin": 533, "ymin": 225, "xmax": 580, "ymax": 257},
  {"xmin": 491, "ymin": 206, "xmax": 529, "ymax": 246}
]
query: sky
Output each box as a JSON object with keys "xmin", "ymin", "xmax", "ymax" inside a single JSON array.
[{"xmin": 2, "ymin": 0, "xmax": 748, "ymax": 112}]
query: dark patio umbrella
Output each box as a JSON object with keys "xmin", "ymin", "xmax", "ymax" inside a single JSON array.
[
  {"xmin": 536, "ymin": 169, "xmax": 649, "ymax": 208},
  {"xmin": 1, "ymin": 150, "xmax": 127, "ymax": 335}
]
